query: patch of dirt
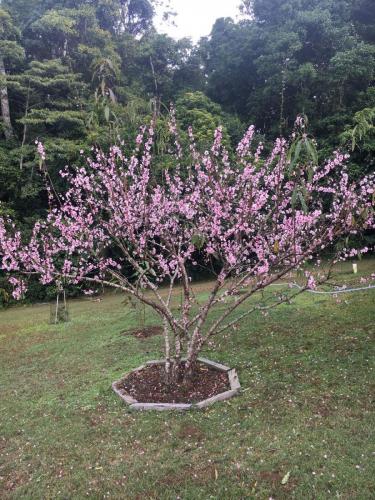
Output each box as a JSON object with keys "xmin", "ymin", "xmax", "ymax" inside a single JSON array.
[
  {"xmin": 177, "ymin": 424, "xmax": 205, "ymax": 441},
  {"xmin": 1, "ymin": 470, "xmax": 29, "ymax": 494},
  {"xmin": 315, "ymin": 403, "xmax": 332, "ymax": 418},
  {"xmin": 311, "ymin": 394, "xmax": 334, "ymax": 418},
  {"xmin": 258, "ymin": 470, "xmax": 283, "ymax": 484},
  {"xmin": 157, "ymin": 464, "xmax": 218, "ymax": 488},
  {"xmin": 123, "ymin": 326, "xmax": 163, "ymax": 339},
  {"xmin": 119, "ymin": 362, "xmax": 230, "ymax": 404},
  {"xmin": 257, "ymin": 470, "xmax": 297, "ymax": 493}
]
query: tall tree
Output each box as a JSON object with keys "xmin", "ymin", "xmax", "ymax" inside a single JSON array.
[
  {"xmin": 203, "ymin": 0, "xmax": 375, "ymax": 169},
  {"xmin": 0, "ymin": 9, "xmax": 24, "ymax": 140}
]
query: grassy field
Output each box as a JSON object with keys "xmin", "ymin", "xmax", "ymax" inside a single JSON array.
[{"xmin": 0, "ymin": 260, "xmax": 374, "ymax": 499}]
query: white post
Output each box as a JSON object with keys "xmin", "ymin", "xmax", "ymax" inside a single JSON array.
[{"xmin": 55, "ymin": 293, "xmax": 59, "ymax": 324}]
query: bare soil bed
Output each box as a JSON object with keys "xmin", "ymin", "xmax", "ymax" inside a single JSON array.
[
  {"xmin": 124, "ymin": 325, "xmax": 163, "ymax": 339},
  {"xmin": 119, "ymin": 362, "xmax": 230, "ymax": 404}
]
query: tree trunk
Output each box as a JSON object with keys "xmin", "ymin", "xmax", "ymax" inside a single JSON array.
[
  {"xmin": 163, "ymin": 318, "xmax": 171, "ymax": 383},
  {"xmin": 184, "ymin": 335, "xmax": 202, "ymax": 380},
  {"xmin": 0, "ymin": 56, "xmax": 14, "ymax": 141},
  {"xmin": 20, "ymin": 81, "xmax": 30, "ymax": 170},
  {"xmin": 171, "ymin": 337, "xmax": 183, "ymax": 382}
]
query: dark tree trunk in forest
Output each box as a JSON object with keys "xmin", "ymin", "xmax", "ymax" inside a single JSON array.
[
  {"xmin": 0, "ymin": 55, "xmax": 14, "ymax": 140},
  {"xmin": 19, "ymin": 82, "xmax": 30, "ymax": 170}
]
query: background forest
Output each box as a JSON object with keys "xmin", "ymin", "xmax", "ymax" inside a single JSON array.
[{"xmin": 0, "ymin": 0, "xmax": 374, "ymax": 303}]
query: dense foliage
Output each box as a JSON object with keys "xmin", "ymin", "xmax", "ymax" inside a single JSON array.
[{"xmin": 205, "ymin": 0, "xmax": 375, "ymax": 172}]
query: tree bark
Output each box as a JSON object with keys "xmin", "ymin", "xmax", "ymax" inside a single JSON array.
[
  {"xmin": 163, "ymin": 317, "xmax": 171, "ymax": 382},
  {"xmin": 184, "ymin": 337, "xmax": 200, "ymax": 379},
  {"xmin": 171, "ymin": 337, "xmax": 183, "ymax": 381},
  {"xmin": 0, "ymin": 55, "xmax": 14, "ymax": 140}
]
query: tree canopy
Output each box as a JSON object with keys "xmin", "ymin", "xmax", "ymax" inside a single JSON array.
[{"xmin": 0, "ymin": 0, "xmax": 374, "ymax": 303}]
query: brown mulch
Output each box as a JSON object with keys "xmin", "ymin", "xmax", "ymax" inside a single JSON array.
[
  {"xmin": 119, "ymin": 362, "xmax": 230, "ymax": 404},
  {"xmin": 123, "ymin": 326, "xmax": 163, "ymax": 339}
]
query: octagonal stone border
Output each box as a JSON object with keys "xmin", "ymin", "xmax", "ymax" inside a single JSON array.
[{"xmin": 112, "ymin": 357, "xmax": 241, "ymax": 411}]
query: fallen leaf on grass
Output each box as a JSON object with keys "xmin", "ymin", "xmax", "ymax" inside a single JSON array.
[{"xmin": 281, "ymin": 471, "xmax": 290, "ymax": 485}]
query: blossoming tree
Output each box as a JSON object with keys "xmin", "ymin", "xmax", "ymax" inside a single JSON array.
[{"xmin": 0, "ymin": 117, "xmax": 374, "ymax": 382}]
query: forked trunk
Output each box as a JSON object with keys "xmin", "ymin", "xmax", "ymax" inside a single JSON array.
[
  {"xmin": 0, "ymin": 56, "xmax": 14, "ymax": 141},
  {"xmin": 184, "ymin": 355, "xmax": 198, "ymax": 381},
  {"xmin": 163, "ymin": 327, "xmax": 185, "ymax": 385}
]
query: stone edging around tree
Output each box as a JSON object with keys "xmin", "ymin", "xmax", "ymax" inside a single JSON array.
[{"xmin": 112, "ymin": 358, "xmax": 241, "ymax": 411}]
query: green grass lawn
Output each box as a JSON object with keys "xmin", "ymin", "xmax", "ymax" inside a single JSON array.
[{"xmin": 0, "ymin": 260, "xmax": 374, "ymax": 499}]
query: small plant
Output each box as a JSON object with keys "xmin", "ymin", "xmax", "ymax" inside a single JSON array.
[{"xmin": 50, "ymin": 286, "xmax": 69, "ymax": 324}]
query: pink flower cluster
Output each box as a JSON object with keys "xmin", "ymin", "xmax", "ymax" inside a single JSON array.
[
  {"xmin": 8, "ymin": 276, "xmax": 26, "ymax": 300},
  {"xmin": 1, "ymin": 121, "xmax": 374, "ymax": 299},
  {"xmin": 35, "ymin": 140, "xmax": 46, "ymax": 161}
]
